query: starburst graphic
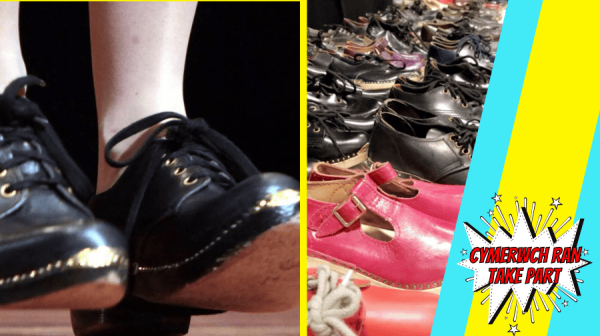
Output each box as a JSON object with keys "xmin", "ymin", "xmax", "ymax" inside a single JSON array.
[
  {"xmin": 508, "ymin": 324, "xmax": 520, "ymax": 335},
  {"xmin": 459, "ymin": 197, "xmax": 591, "ymax": 324},
  {"xmin": 492, "ymin": 193, "xmax": 502, "ymax": 203},
  {"xmin": 461, "ymin": 248, "xmax": 468, "ymax": 255},
  {"xmin": 550, "ymin": 197, "xmax": 562, "ymax": 210}
]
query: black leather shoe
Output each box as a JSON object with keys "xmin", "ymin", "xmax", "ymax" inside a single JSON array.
[
  {"xmin": 308, "ymin": 65, "xmax": 391, "ymax": 101},
  {"xmin": 430, "ymin": 56, "xmax": 490, "ymax": 89},
  {"xmin": 365, "ymin": 17, "xmax": 427, "ymax": 56},
  {"xmin": 308, "ymin": 103, "xmax": 369, "ymax": 166},
  {"xmin": 71, "ymin": 112, "xmax": 300, "ymax": 335},
  {"xmin": 308, "ymin": 71, "xmax": 382, "ymax": 121},
  {"xmin": 391, "ymin": 69, "xmax": 485, "ymax": 120},
  {"xmin": 429, "ymin": 35, "xmax": 494, "ymax": 70},
  {"xmin": 368, "ymin": 108, "xmax": 477, "ymax": 185},
  {"xmin": 0, "ymin": 77, "xmax": 128, "ymax": 309},
  {"xmin": 329, "ymin": 54, "xmax": 403, "ymax": 92}
]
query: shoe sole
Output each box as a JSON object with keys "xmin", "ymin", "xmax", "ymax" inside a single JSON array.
[
  {"xmin": 353, "ymin": 79, "xmax": 396, "ymax": 91},
  {"xmin": 148, "ymin": 218, "xmax": 300, "ymax": 312},
  {"xmin": 307, "ymin": 253, "xmax": 442, "ymax": 295},
  {"xmin": 326, "ymin": 143, "xmax": 369, "ymax": 169},
  {"xmin": 0, "ymin": 246, "xmax": 128, "ymax": 309}
]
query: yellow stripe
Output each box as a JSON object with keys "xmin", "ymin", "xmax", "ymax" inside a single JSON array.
[
  {"xmin": 300, "ymin": 0, "xmax": 307, "ymax": 335},
  {"xmin": 464, "ymin": 1, "xmax": 600, "ymax": 334}
]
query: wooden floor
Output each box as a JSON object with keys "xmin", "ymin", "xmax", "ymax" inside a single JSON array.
[{"xmin": 0, "ymin": 307, "xmax": 299, "ymax": 336}]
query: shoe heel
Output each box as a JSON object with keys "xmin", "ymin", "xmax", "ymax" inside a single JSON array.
[{"xmin": 71, "ymin": 299, "xmax": 191, "ymax": 336}]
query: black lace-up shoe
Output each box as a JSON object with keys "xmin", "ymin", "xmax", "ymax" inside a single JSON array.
[
  {"xmin": 71, "ymin": 112, "xmax": 300, "ymax": 335},
  {"xmin": 391, "ymin": 67, "xmax": 485, "ymax": 120},
  {"xmin": 430, "ymin": 56, "xmax": 490, "ymax": 89},
  {"xmin": 369, "ymin": 108, "xmax": 477, "ymax": 185},
  {"xmin": 0, "ymin": 77, "xmax": 128, "ymax": 309},
  {"xmin": 308, "ymin": 70, "xmax": 382, "ymax": 121},
  {"xmin": 429, "ymin": 34, "xmax": 494, "ymax": 70},
  {"xmin": 329, "ymin": 54, "xmax": 403, "ymax": 92},
  {"xmin": 308, "ymin": 103, "xmax": 369, "ymax": 167}
]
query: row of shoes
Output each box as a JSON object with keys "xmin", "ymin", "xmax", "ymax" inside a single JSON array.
[
  {"xmin": 307, "ymin": 1, "xmax": 505, "ymax": 335},
  {"xmin": 307, "ymin": 0, "xmax": 504, "ymax": 185},
  {"xmin": 0, "ymin": 77, "xmax": 300, "ymax": 336}
]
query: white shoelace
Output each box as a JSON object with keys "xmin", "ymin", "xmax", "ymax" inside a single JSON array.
[{"xmin": 307, "ymin": 265, "xmax": 362, "ymax": 336}]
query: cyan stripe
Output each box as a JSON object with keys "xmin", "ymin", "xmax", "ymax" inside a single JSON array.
[
  {"xmin": 430, "ymin": 1, "xmax": 544, "ymax": 334},
  {"xmin": 546, "ymin": 112, "xmax": 599, "ymax": 335}
]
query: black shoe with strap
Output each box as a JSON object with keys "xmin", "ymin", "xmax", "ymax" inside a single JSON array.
[
  {"xmin": 71, "ymin": 112, "xmax": 300, "ymax": 335},
  {"xmin": 0, "ymin": 76, "xmax": 128, "ymax": 309}
]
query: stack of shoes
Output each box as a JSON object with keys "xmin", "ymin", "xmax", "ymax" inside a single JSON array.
[
  {"xmin": 306, "ymin": 1, "xmax": 504, "ymax": 334},
  {"xmin": 0, "ymin": 77, "xmax": 301, "ymax": 336},
  {"xmin": 307, "ymin": 0, "xmax": 503, "ymax": 183}
]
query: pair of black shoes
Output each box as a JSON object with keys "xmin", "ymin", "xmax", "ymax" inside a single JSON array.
[{"xmin": 0, "ymin": 77, "xmax": 300, "ymax": 335}]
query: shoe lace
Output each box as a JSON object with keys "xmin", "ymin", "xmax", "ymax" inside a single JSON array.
[
  {"xmin": 418, "ymin": 67, "xmax": 486, "ymax": 105},
  {"xmin": 308, "ymin": 103, "xmax": 352, "ymax": 159},
  {"xmin": 452, "ymin": 56, "xmax": 491, "ymax": 83},
  {"xmin": 444, "ymin": 20, "xmax": 477, "ymax": 40},
  {"xmin": 0, "ymin": 76, "xmax": 95, "ymax": 201},
  {"xmin": 308, "ymin": 69, "xmax": 358, "ymax": 96},
  {"xmin": 307, "ymin": 265, "xmax": 361, "ymax": 336},
  {"xmin": 458, "ymin": 34, "xmax": 493, "ymax": 60},
  {"xmin": 449, "ymin": 117, "xmax": 478, "ymax": 156},
  {"xmin": 104, "ymin": 112, "xmax": 259, "ymax": 235}
]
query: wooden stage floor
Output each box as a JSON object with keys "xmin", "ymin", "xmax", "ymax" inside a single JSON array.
[{"xmin": 0, "ymin": 306, "xmax": 299, "ymax": 336}]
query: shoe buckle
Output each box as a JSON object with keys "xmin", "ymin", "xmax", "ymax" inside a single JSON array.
[{"xmin": 332, "ymin": 194, "xmax": 367, "ymax": 228}]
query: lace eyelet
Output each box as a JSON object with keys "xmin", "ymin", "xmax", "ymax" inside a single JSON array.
[
  {"xmin": 165, "ymin": 158, "xmax": 176, "ymax": 167},
  {"xmin": 462, "ymin": 103, "xmax": 469, "ymax": 108},
  {"xmin": 449, "ymin": 133, "xmax": 458, "ymax": 143},
  {"xmin": 310, "ymin": 105, "xmax": 317, "ymax": 111},
  {"xmin": 448, "ymin": 117, "xmax": 454, "ymax": 121},
  {"xmin": 1, "ymin": 184, "xmax": 17, "ymax": 198},
  {"xmin": 0, "ymin": 170, "xmax": 6, "ymax": 178},
  {"xmin": 307, "ymin": 122, "xmax": 311, "ymax": 128},
  {"xmin": 442, "ymin": 89, "xmax": 449, "ymax": 95},
  {"xmin": 461, "ymin": 147, "xmax": 471, "ymax": 155},
  {"xmin": 452, "ymin": 96, "xmax": 459, "ymax": 102},
  {"xmin": 67, "ymin": 187, "xmax": 73, "ymax": 194},
  {"xmin": 337, "ymin": 98, "xmax": 343, "ymax": 103},
  {"xmin": 183, "ymin": 177, "xmax": 198, "ymax": 185},
  {"xmin": 174, "ymin": 167, "xmax": 186, "ymax": 176},
  {"xmin": 313, "ymin": 127, "xmax": 321, "ymax": 133}
]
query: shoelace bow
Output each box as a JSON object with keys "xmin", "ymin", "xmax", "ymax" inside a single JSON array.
[
  {"xmin": 0, "ymin": 76, "xmax": 95, "ymax": 201},
  {"xmin": 418, "ymin": 67, "xmax": 486, "ymax": 105},
  {"xmin": 450, "ymin": 117, "xmax": 478, "ymax": 155},
  {"xmin": 308, "ymin": 69, "xmax": 358, "ymax": 96},
  {"xmin": 105, "ymin": 112, "xmax": 259, "ymax": 236},
  {"xmin": 458, "ymin": 35, "xmax": 493, "ymax": 60},
  {"xmin": 444, "ymin": 20, "xmax": 477, "ymax": 40},
  {"xmin": 353, "ymin": 53, "xmax": 406, "ymax": 70},
  {"xmin": 452, "ymin": 56, "xmax": 491, "ymax": 83},
  {"xmin": 307, "ymin": 265, "xmax": 361, "ymax": 336},
  {"xmin": 308, "ymin": 104, "xmax": 352, "ymax": 159}
]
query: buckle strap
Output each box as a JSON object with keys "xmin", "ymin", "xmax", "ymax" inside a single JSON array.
[
  {"xmin": 333, "ymin": 195, "xmax": 366, "ymax": 228},
  {"xmin": 316, "ymin": 193, "xmax": 367, "ymax": 238}
]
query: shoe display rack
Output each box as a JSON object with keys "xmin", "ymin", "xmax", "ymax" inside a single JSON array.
[{"xmin": 306, "ymin": 0, "xmax": 506, "ymax": 335}]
